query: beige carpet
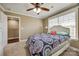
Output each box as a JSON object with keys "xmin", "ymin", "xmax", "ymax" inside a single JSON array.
[
  {"xmin": 70, "ymin": 40, "xmax": 79, "ymax": 49},
  {"xmin": 60, "ymin": 48, "xmax": 79, "ymax": 56},
  {"xmin": 60, "ymin": 40, "xmax": 79, "ymax": 56},
  {"xmin": 4, "ymin": 41, "xmax": 30, "ymax": 56}
]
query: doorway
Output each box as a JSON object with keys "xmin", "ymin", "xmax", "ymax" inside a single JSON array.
[{"xmin": 7, "ymin": 16, "xmax": 20, "ymax": 43}]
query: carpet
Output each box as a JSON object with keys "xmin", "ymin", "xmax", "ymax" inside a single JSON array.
[{"xmin": 60, "ymin": 47, "xmax": 79, "ymax": 56}]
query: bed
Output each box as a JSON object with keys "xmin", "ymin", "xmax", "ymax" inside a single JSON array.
[{"xmin": 26, "ymin": 25, "xmax": 70, "ymax": 56}]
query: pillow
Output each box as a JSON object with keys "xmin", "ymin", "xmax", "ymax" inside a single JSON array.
[
  {"xmin": 50, "ymin": 31, "xmax": 56, "ymax": 35},
  {"xmin": 47, "ymin": 33, "xmax": 50, "ymax": 34},
  {"xmin": 57, "ymin": 32, "xmax": 69, "ymax": 36}
]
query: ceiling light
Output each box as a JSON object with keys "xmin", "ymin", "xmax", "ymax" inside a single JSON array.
[{"xmin": 33, "ymin": 8, "xmax": 41, "ymax": 14}]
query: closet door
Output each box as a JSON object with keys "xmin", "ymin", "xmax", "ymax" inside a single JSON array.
[
  {"xmin": 0, "ymin": 28, "xmax": 3, "ymax": 55},
  {"xmin": 1, "ymin": 11, "xmax": 7, "ymax": 47},
  {"xmin": 0, "ymin": 11, "xmax": 7, "ymax": 55},
  {"xmin": 0, "ymin": 11, "xmax": 3, "ymax": 56}
]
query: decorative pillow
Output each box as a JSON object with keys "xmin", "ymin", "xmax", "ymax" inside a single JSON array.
[
  {"xmin": 57, "ymin": 32, "xmax": 69, "ymax": 36},
  {"xmin": 47, "ymin": 33, "xmax": 50, "ymax": 34},
  {"xmin": 50, "ymin": 31, "xmax": 56, "ymax": 35}
]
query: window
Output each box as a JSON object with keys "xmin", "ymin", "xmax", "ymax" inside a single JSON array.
[
  {"xmin": 48, "ymin": 12, "xmax": 76, "ymax": 39},
  {"xmin": 48, "ymin": 18, "xmax": 58, "ymax": 29}
]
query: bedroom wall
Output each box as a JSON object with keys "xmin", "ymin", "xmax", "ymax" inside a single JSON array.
[
  {"xmin": 78, "ymin": 8, "xmax": 79, "ymax": 39},
  {"xmin": 42, "ymin": 18, "xmax": 48, "ymax": 33},
  {"xmin": 5, "ymin": 12, "xmax": 43, "ymax": 41}
]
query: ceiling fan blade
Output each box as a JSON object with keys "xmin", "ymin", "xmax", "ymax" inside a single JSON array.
[
  {"xmin": 40, "ymin": 7, "xmax": 49, "ymax": 11},
  {"xmin": 26, "ymin": 8, "xmax": 34, "ymax": 11},
  {"xmin": 31, "ymin": 3, "xmax": 36, "ymax": 6}
]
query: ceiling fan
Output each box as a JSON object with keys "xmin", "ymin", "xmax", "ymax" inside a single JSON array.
[{"xmin": 26, "ymin": 3, "xmax": 50, "ymax": 15}]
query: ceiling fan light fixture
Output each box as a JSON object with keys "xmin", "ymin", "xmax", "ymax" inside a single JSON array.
[{"xmin": 33, "ymin": 8, "xmax": 41, "ymax": 14}]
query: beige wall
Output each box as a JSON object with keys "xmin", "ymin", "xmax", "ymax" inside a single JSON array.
[
  {"xmin": 5, "ymin": 12, "xmax": 43, "ymax": 40},
  {"xmin": 78, "ymin": 8, "xmax": 79, "ymax": 39},
  {"xmin": 42, "ymin": 18, "xmax": 48, "ymax": 33},
  {"xmin": 20, "ymin": 15, "xmax": 43, "ymax": 40}
]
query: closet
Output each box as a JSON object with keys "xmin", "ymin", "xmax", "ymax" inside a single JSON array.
[{"xmin": 8, "ymin": 16, "xmax": 19, "ymax": 43}]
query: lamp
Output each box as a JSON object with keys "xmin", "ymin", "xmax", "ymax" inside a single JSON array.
[
  {"xmin": 45, "ymin": 26, "xmax": 48, "ymax": 29},
  {"xmin": 33, "ymin": 8, "xmax": 41, "ymax": 14}
]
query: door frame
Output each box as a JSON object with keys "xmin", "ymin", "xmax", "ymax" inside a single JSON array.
[{"xmin": 7, "ymin": 15, "xmax": 21, "ymax": 43}]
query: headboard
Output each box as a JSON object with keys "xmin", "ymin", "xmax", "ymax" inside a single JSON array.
[{"xmin": 49, "ymin": 25, "xmax": 70, "ymax": 34}]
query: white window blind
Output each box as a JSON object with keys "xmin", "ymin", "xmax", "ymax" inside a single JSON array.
[
  {"xmin": 48, "ymin": 18, "xmax": 59, "ymax": 29},
  {"xmin": 48, "ymin": 12, "xmax": 76, "ymax": 39}
]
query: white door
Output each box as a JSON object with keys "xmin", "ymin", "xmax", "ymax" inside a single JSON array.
[
  {"xmin": 1, "ymin": 11, "xmax": 7, "ymax": 47},
  {"xmin": 0, "ymin": 22, "xmax": 3, "ymax": 55},
  {"xmin": 0, "ymin": 11, "xmax": 7, "ymax": 56}
]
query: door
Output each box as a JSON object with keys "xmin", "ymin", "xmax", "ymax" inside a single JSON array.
[
  {"xmin": 0, "ymin": 11, "xmax": 7, "ymax": 55},
  {"xmin": 0, "ymin": 23, "xmax": 3, "ymax": 55},
  {"xmin": 1, "ymin": 11, "xmax": 7, "ymax": 47}
]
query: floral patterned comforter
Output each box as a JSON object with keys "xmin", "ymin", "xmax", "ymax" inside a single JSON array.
[{"xmin": 26, "ymin": 33, "xmax": 69, "ymax": 56}]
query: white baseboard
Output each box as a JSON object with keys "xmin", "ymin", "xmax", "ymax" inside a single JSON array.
[
  {"xmin": 69, "ymin": 46, "xmax": 79, "ymax": 52},
  {"xmin": 19, "ymin": 39, "xmax": 28, "ymax": 42}
]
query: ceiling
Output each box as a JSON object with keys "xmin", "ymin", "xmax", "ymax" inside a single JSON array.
[{"xmin": 0, "ymin": 3, "xmax": 77, "ymax": 19}]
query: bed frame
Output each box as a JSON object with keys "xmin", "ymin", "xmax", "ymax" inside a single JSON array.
[
  {"xmin": 49, "ymin": 25, "xmax": 70, "ymax": 56},
  {"xmin": 52, "ymin": 41, "xmax": 70, "ymax": 56}
]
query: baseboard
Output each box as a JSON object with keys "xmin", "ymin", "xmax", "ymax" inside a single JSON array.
[
  {"xmin": 69, "ymin": 46, "xmax": 79, "ymax": 52},
  {"xmin": 19, "ymin": 39, "xmax": 28, "ymax": 42}
]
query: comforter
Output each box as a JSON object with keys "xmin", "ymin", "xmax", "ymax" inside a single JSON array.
[{"xmin": 27, "ymin": 33, "xmax": 69, "ymax": 56}]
